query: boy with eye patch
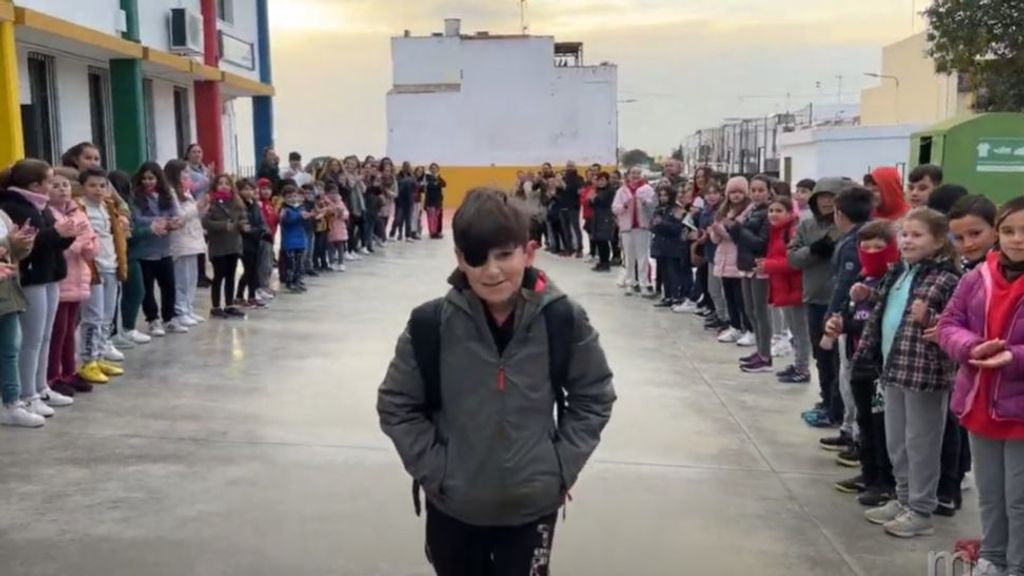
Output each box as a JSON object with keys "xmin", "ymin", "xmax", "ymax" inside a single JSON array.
[{"xmin": 378, "ymin": 188, "xmax": 616, "ymax": 576}]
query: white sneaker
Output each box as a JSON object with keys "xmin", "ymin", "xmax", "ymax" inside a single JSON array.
[
  {"xmin": 102, "ymin": 343, "xmax": 125, "ymax": 362},
  {"xmin": 737, "ymin": 331, "xmax": 757, "ymax": 347},
  {"xmin": 26, "ymin": 397, "xmax": 55, "ymax": 418},
  {"xmin": 1, "ymin": 402, "xmax": 45, "ymax": 427},
  {"xmin": 973, "ymin": 559, "xmax": 1007, "ymax": 576},
  {"xmin": 41, "ymin": 388, "xmax": 74, "ymax": 407},
  {"xmin": 256, "ymin": 289, "xmax": 275, "ymax": 301},
  {"xmin": 615, "ymin": 275, "xmax": 628, "ymax": 288},
  {"xmin": 111, "ymin": 333, "xmax": 136, "ymax": 349},
  {"xmin": 717, "ymin": 327, "xmax": 742, "ymax": 343},
  {"xmin": 126, "ymin": 329, "xmax": 152, "ymax": 344},
  {"xmin": 189, "ymin": 313, "xmax": 206, "ymax": 324},
  {"xmin": 358, "ymin": 248, "xmax": 370, "ymax": 255},
  {"xmin": 672, "ymin": 300, "xmax": 699, "ymax": 314},
  {"xmin": 344, "ymin": 253, "xmax": 356, "ymax": 262},
  {"xmin": 771, "ymin": 339, "xmax": 793, "ymax": 358},
  {"xmin": 166, "ymin": 319, "xmax": 189, "ymax": 334},
  {"xmin": 148, "ymin": 321, "xmax": 166, "ymax": 337},
  {"xmin": 335, "ymin": 263, "xmax": 346, "ymax": 272},
  {"xmin": 176, "ymin": 315, "xmax": 199, "ymax": 327}
]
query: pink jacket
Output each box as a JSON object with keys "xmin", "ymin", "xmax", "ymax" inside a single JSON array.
[
  {"xmin": 709, "ymin": 219, "xmax": 742, "ymax": 278},
  {"xmin": 328, "ymin": 197, "xmax": 350, "ymax": 243},
  {"xmin": 54, "ymin": 204, "xmax": 98, "ymax": 303},
  {"xmin": 611, "ymin": 183, "xmax": 657, "ymax": 231}
]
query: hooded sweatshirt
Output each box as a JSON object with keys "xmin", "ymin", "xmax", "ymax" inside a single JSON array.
[
  {"xmin": 611, "ymin": 181, "xmax": 656, "ymax": 232},
  {"xmin": 787, "ymin": 179, "xmax": 846, "ymax": 305},
  {"xmin": 872, "ymin": 166, "xmax": 910, "ymax": 222}
]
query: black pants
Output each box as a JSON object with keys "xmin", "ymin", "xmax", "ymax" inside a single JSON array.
[
  {"xmin": 938, "ymin": 408, "xmax": 971, "ymax": 507},
  {"xmin": 314, "ymin": 231, "xmax": 329, "ymax": 270},
  {"xmin": 197, "ymin": 252, "xmax": 210, "ymax": 282},
  {"xmin": 657, "ymin": 257, "xmax": 684, "ymax": 302},
  {"xmin": 529, "ymin": 219, "xmax": 545, "ymax": 245},
  {"xmin": 695, "ymin": 262, "xmax": 713, "ymax": 311},
  {"xmin": 583, "ymin": 218, "xmax": 595, "ymax": 257},
  {"xmin": 425, "ymin": 503, "xmax": 557, "ymax": 576},
  {"xmin": 595, "ymin": 240, "xmax": 611, "ymax": 266},
  {"xmin": 140, "ymin": 257, "xmax": 176, "ymax": 323},
  {"xmin": 807, "ymin": 303, "xmax": 842, "ymax": 420},
  {"xmin": 283, "ymin": 249, "xmax": 304, "ymax": 286},
  {"xmin": 611, "ymin": 229, "xmax": 621, "ymax": 262},
  {"xmin": 236, "ymin": 249, "xmax": 260, "ymax": 301},
  {"xmin": 211, "ymin": 254, "xmax": 239, "ymax": 309},
  {"xmin": 557, "ymin": 208, "xmax": 582, "ymax": 255},
  {"xmin": 391, "ymin": 201, "xmax": 412, "ymax": 239},
  {"xmin": 853, "ymin": 375, "xmax": 894, "ymax": 489},
  {"xmin": 348, "ymin": 216, "xmax": 361, "ymax": 252},
  {"xmin": 722, "ymin": 277, "xmax": 751, "ymax": 331}
]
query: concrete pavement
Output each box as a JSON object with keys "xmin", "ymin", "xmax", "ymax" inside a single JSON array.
[{"xmin": 0, "ymin": 240, "xmax": 979, "ymax": 575}]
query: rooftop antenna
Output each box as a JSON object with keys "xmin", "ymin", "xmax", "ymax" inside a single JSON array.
[{"xmin": 520, "ymin": 0, "xmax": 529, "ymax": 35}]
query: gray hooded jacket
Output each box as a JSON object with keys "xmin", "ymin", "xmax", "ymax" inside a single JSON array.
[
  {"xmin": 378, "ymin": 269, "xmax": 616, "ymax": 526},
  {"xmin": 786, "ymin": 180, "xmax": 848, "ymax": 305}
]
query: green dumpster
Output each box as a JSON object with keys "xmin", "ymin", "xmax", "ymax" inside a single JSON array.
[{"xmin": 910, "ymin": 113, "xmax": 1024, "ymax": 204}]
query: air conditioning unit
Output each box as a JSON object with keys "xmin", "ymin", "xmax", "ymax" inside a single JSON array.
[{"xmin": 169, "ymin": 8, "xmax": 203, "ymax": 56}]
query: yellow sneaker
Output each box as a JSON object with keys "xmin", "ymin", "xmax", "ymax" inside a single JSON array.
[
  {"xmin": 97, "ymin": 360, "xmax": 125, "ymax": 377},
  {"xmin": 77, "ymin": 361, "xmax": 110, "ymax": 384}
]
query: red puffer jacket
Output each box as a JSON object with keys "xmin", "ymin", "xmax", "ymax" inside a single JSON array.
[{"xmin": 761, "ymin": 217, "xmax": 802, "ymax": 307}]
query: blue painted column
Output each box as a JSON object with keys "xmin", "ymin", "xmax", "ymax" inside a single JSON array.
[{"xmin": 252, "ymin": 0, "xmax": 274, "ymax": 163}]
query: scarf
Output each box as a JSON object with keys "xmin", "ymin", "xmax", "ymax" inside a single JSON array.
[
  {"xmin": 626, "ymin": 181, "xmax": 644, "ymax": 228},
  {"xmin": 859, "ymin": 242, "xmax": 900, "ymax": 278},
  {"xmin": 210, "ymin": 189, "xmax": 234, "ymax": 204},
  {"xmin": 7, "ymin": 186, "xmax": 49, "ymax": 211},
  {"xmin": 999, "ymin": 251, "xmax": 1024, "ymax": 283}
]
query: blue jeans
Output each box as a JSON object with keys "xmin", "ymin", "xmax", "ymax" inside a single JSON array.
[{"xmin": 0, "ymin": 312, "xmax": 21, "ymax": 405}]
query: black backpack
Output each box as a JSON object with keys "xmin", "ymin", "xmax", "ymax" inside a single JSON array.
[{"xmin": 406, "ymin": 296, "xmax": 575, "ymax": 515}]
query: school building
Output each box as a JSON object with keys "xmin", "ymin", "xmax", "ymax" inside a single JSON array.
[
  {"xmin": 386, "ymin": 18, "xmax": 618, "ymax": 207},
  {"xmin": 0, "ymin": 0, "xmax": 275, "ymax": 174}
]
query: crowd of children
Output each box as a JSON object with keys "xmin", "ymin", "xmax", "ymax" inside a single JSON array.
[
  {"xmin": 0, "ymin": 145, "xmax": 446, "ymax": 430},
  {"xmin": 527, "ymin": 159, "xmax": 1022, "ymax": 573}
]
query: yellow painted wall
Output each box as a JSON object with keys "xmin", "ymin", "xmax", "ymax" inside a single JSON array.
[
  {"xmin": 439, "ymin": 163, "xmax": 614, "ymax": 208},
  {"xmin": 860, "ymin": 32, "xmax": 971, "ymax": 126},
  {"xmin": 0, "ymin": 19, "xmax": 23, "ymax": 166}
]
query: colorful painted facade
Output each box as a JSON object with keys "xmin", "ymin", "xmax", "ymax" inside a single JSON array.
[{"xmin": 0, "ymin": 0, "xmax": 274, "ymax": 173}]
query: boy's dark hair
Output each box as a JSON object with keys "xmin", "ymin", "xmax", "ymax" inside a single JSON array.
[
  {"xmin": 796, "ymin": 178, "xmax": 816, "ymax": 191},
  {"xmin": 772, "ymin": 180, "xmax": 792, "ymax": 198},
  {"xmin": 300, "ymin": 183, "xmax": 315, "ymax": 191},
  {"xmin": 834, "ymin": 186, "xmax": 874, "ymax": 224},
  {"xmin": 289, "ymin": 151, "xmax": 302, "ymax": 162},
  {"xmin": 909, "ymin": 164, "xmax": 943, "ymax": 185},
  {"xmin": 78, "ymin": 166, "xmax": 108, "ymax": 185},
  {"xmin": 596, "ymin": 171, "xmax": 610, "ymax": 181},
  {"xmin": 949, "ymin": 194, "xmax": 997, "ymax": 227},
  {"xmin": 282, "ymin": 184, "xmax": 299, "ymax": 197},
  {"xmin": 453, "ymin": 188, "xmax": 530, "ymax": 267},
  {"xmin": 927, "ymin": 184, "xmax": 968, "ymax": 215},
  {"xmin": 857, "ymin": 219, "xmax": 896, "ymax": 244},
  {"xmin": 237, "ymin": 178, "xmax": 256, "ymax": 191}
]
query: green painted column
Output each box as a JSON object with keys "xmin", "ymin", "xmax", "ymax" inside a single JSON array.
[
  {"xmin": 110, "ymin": 0, "xmax": 145, "ymax": 171},
  {"xmin": 110, "ymin": 59, "xmax": 146, "ymax": 172}
]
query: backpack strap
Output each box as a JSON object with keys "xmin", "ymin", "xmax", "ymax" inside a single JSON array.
[
  {"xmin": 407, "ymin": 297, "xmax": 445, "ymax": 516},
  {"xmin": 543, "ymin": 298, "xmax": 575, "ymax": 425}
]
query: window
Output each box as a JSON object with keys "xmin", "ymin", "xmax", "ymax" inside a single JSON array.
[
  {"xmin": 142, "ymin": 79, "xmax": 157, "ymax": 162},
  {"xmin": 216, "ymin": 0, "xmax": 233, "ymax": 23},
  {"xmin": 21, "ymin": 52, "xmax": 59, "ymax": 164},
  {"xmin": 87, "ymin": 67, "xmax": 113, "ymax": 167},
  {"xmin": 173, "ymin": 86, "xmax": 191, "ymax": 160}
]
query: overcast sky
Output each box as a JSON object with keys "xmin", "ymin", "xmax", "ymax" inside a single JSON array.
[{"xmin": 266, "ymin": 0, "xmax": 929, "ymax": 159}]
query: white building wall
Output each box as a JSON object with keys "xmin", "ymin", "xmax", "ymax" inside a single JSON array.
[
  {"xmin": 387, "ymin": 35, "xmax": 617, "ymax": 166},
  {"xmin": 217, "ymin": 1, "xmax": 260, "ymax": 81},
  {"xmin": 390, "ymin": 36, "xmax": 461, "ymax": 86},
  {"xmin": 54, "ymin": 56, "xmax": 96, "ymax": 153},
  {"xmin": 779, "ymin": 125, "xmax": 925, "ymax": 181},
  {"xmin": 16, "ymin": 0, "xmax": 121, "ymax": 35}
]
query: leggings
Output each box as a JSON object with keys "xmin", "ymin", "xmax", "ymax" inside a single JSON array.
[
  {"xmin": 211, "ymin": 254, "xmax": 240, "ymax": 309},
  {"xmin": 47, "ymin": 301, "xmax": 80, "ymax": 384},
  {"xmin": 721, "ymin": 277, "xmax": 751, "ymax": 332},
  {"xmin": 708, "ymin": 269, "xmax": 730, "ymax": 323},
  {"xmin": 140, "ymin": 257, "xmax": 176, "ymax": 323},
  {"xmin": 121, "ymin": 259, "xmax": 144, "ymax": 331},
  {"xmin": 174, "ymin": 255, "xmax": 199, "ymax": 319},
  {"xmin": 328, "ymin": 241, "xmax": 346, "ymax": 265},
  {"xmin": 19, "ymin": 282, "xmax": 60, "ymax": 400},
  {"xmin": 0, "ymin": 312, "xmax": 21, "ymax": 405},
  {"xmin": 236, "ymin": 250, "xmax": 260, "ymax": 301},
  {"xmin": 258, "ymin": 240, "xmax": 274, "ymax": 289},
  {"xmin": 742, "ymin": 277, "xmax": 772, "ymax": 358}
]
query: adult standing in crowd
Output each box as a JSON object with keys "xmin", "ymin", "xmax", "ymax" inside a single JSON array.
[{"xmin": 185, "ymin": 143, "xmax": 214, "ymax": 287}]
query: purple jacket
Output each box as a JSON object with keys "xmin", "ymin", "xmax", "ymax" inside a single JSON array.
[{"xmin": 937, "ymin": 264, "xmax": 1024, "ymax": 423}]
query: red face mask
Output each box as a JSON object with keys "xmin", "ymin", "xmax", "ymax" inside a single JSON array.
[{"xmin": 858, "ymin": 243, "xmax": 900, "ymax": 278}]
